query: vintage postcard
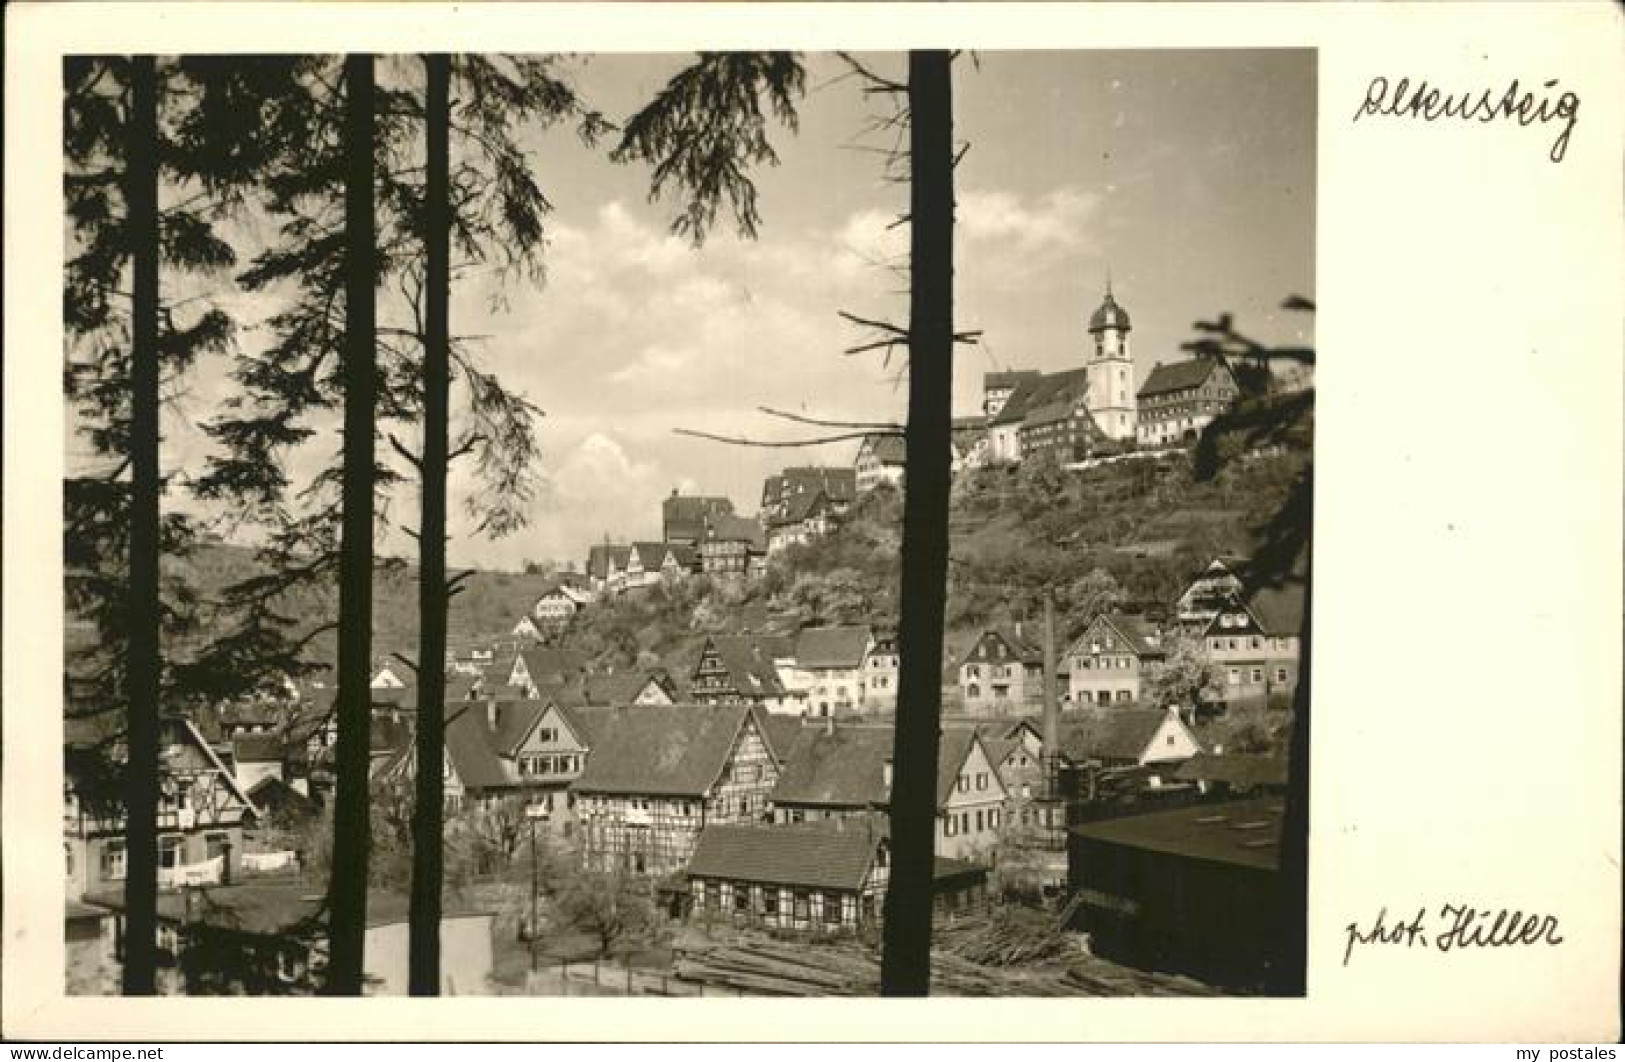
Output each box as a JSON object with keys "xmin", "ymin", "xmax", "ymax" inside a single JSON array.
[{"xmin": 3, "ymin": 0, "xmax": 1620, "ymax": 1043}]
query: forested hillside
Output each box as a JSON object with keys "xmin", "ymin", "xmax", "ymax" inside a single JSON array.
[{"xmin": 84, "ymin": 405, "xmax": 1310, "ymax": 681}]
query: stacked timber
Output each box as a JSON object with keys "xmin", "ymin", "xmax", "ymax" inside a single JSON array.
[{"xmin": 673, "ymin": 930, "xmax": 1227, "ymax": 998}]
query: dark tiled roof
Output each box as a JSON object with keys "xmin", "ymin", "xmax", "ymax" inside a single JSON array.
[
  {"xmin": 1067, "ymin": 613, "xmax": 1166, "ymax": 659},
  {"xmin": 443, "ymin": 702, "xmax": 517, "ymax": 789},
  {"xmin": 773, "ymin": 488, "xmax": 830, "ymax": 528},
  {"xmin": 570, "ymin": 703, "xmax": 759, "ymax": 797},
  {"xmin": 585, "ymin": 544, "xmax": 632, "ymax": 581},
  {"xmin": 755, "ymin": 713, "xmax": 804, "ymax": 764},
  {"xmin": 794, "ymin": 626, "xmax": 873, "ymax": 669},
  {"xmin": 1055, "ymin": 707, "xmax": 1175, "ymax": 764},
  {"xmin": 517, "ymin": 646, "xmax": 589, "ymax": 683},
  {"xmin": 556, "ymin": 704, "xmax": 617, "ymax": 747},
  {"xmin": 860, "ymin": 434, "xmax": 907, "ymax": 465},
  {"xmin": 1244, "ymin": 582, "xmax": 1306, "ymax": 637},
  {"xmin": 704, "ymin": 513, "xmax": 766, "ymax": 549},
  {"xmin": 232, "ymin": 733, "xmax": 288, "ymax": 763},
  {"xmin": 1069, "ymin": 797, "xmax": 1284, "ymax": 871},
  {"xmin": 958, "ymin": 626, "xmax": 1043, "ymax": 669},
  {"xmin": 1173, "ymin": 752, "xmax": 1290, "ymax": 790},
  {"xmin": 936, "ymin": 729, "xmax": 981, "ymax": 805},
  {"xmin": 984, "ymin": 369, "xmax": 1042, "ymax": 391},
  {"xmin": 1138, "ymin": 358, "xmax": 1220, "ymax": 398},
  {"xmin": 764, "ymin": 467, "xmax": 857, "ymax": 506},
  {"xmin": 701, "ymin": 635, "xmax": 788, "ymax": 698},
  {"xmin": 772, "ymin": 726, "xmax": 893, "ymax": 808},
  {"xmin": 989, "ymin": 368, "xmax": 1091, "ymax": 427},
  {"xmin": 686, "ymin": 816, "xmax": 886, "ymax": 891}
]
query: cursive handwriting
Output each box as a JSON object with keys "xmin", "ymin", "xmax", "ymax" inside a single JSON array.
[
  {"xmin": 1343, "ymin": 904, "xmax": 1564, "ymax": 965},
  {"xmin": 1353, "ymin": 76, "xmax": 1581, "ymax": 163}
]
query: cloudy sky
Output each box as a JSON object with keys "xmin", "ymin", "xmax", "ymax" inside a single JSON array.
[{"xmin": 128, "ymin": 49, "xmax": 1316, "ymax": 571}]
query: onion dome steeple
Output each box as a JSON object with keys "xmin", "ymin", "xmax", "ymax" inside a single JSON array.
[{"xmin": 1088, "ymin": 278, "xmax": 1132, "ymax": 334}]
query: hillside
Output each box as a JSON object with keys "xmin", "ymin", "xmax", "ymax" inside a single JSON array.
[{"xmin": 74, "ymin": 405, "xmax": 1310, "ymax": 683}]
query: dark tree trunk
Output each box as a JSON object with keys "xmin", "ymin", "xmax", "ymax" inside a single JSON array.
[
  {"xmin": 121, "ymin": 52, "xmax": 162, "ymax": 998},
  {"xmin": 408, "ymin": 51, "xmax": 451, "ymax": 998},
  {"xmin": 324, "ymin": 52, "xmax": 376, "ymax": 996},
  {"xmin": 1269, "ymin": 497, "xmax": 1311, "ymax": 996},
  {"xmin": 880, "ymin": 49, "xmax": 954, "ymax": 998}
]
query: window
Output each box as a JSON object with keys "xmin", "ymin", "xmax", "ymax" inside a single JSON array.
[
  {"xmin": 975, "ymin": 810, "xmax": 984, "ymax": 832},
  {"xmin": 763, "ymin": 889, "xmax": 779, "ymax": 915},
  {"xmin": 1228, "ymin": 668, "xmax": 1241, "ymax": 686},
  {"xmin": 1276, "ymin": 668, "xmax": 1289, "ymax": 683},
  {"xmin": 159, "ymin": 835, "xmax": 183, "ymax": 869},
  {"xmin": 958, "ymin": 776, "xmax": 969, "ymax": 794},
  {"xmin": 1251, "ymin": 668, "xmax": 1264, "ymax": 684},
  {"xmin": 1117, "ymin": 689, "xmax": 1132, "ymax": 703},
  {"xmin": 793, "ymin": 891, "xmax": 811, "ymax": 921},
  {"xmin": 824, "ymin": 892, "xmax": 844, "ymax": 924},
  {"xmin": 706, "ymin": 883, "xmax": 721, "ymax": 911},
  {"xmin": 945, "ymin": 816, "xmax": 958, "ymax": 837},
  {"xmin": 734, "ymin": 886, "xmax": 750, "ymax": 913},
  {"xmin": 990, "ymin": 808, "xmax": 1000, "ymax": 828}
]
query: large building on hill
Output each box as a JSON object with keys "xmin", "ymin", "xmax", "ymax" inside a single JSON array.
[
  {"xmin": 1136, "ymin": 356, "xmax": 1240, "ymax": 448},
  {"xmin": 761, "ymin": 466, "xmax": 856, "ymax": 554},
  {"xmin": 662, "ymin": 491, "xmax": 735, "ymax": 546},
  {"xmin": 980, "ymin": 284, "xmax": 1140, "ymax": 464}
]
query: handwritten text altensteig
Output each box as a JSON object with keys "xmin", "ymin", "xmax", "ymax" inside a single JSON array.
[
  {"xmin": 1342, "ymin": 904, "xmax": 1564, "ymax": 966},
  {"xmin": 1353, "ymin": 77, "xmax": 1580, "ymax": 163}
]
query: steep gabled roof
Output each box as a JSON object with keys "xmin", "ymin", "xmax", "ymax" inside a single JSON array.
[
  {"xmin": 704, "ymin": 513, "xmax": 766, "ymax": 549},
  {"xmin": 1138, "ymin": 358, "xmax": 1222, "ymax": 398},
  {"xmin": 442, "ymin": 702, "xmax": 516, "ymax": 789},
  {"xmin": 570, "ymin": 703, "xmax": 761, "ymax": 797},
  {"xmin": 516, "ymin": 646, "xmax": 589, "ymax": 684},
  {"xmin": 1055, "ymin": 707, "xmax": 1180, "ymax": 764},
  {"xmin": 859, "ymin": 434, "xmax": 907, "ymax": 465},
  {"xmin": 585, "ymin": 543, "xmax": 632, "ymax": 580},
  {"xmin": 687, "ymin": 816, "xmax": 886, "ymax": 891},
  {"xmin": 794, "ymin": 626, "xmax": 874, "ymax": 670},
  {"xmin": 771, "ymin": 725, "xmax": 893, "ymax": 808},
  {"xmin": 958, "ymin": 625, "xmax": 1043, "ymax": 669},
  {"xmin": 1066, "ymin": 613, "xmax": 1166, "ymax": 659},
  {"xmin": 984, "ymin": 369, "xmax": 1042, "ymax": 391},
  {"xmin": 990, "ymin": 368, "xmax": 1091, "ymax": 427},
  {"xmin": 936, "ymin": 729, "xmax": 987, "ymax": 805},
  {"xmin": 773, "ymin": 488, "xmax": 831, "ymax": 528},
  {"xmin": 700, "ymin": 635, "xmax": 788, "ymax": 698}
]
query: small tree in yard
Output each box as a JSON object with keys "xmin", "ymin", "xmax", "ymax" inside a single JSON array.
[
  {"xmin": 1143, "ymin": 629, "xmax": 1224, "ymax": 715},
  {"xmin": 553, "ymin": 866, "xmax": 656, "ymax": 958}
]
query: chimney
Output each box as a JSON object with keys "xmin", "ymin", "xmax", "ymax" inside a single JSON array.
[{"xmin": 1041, "ymin": 591, "xmax": 1061, "ymax": 797}]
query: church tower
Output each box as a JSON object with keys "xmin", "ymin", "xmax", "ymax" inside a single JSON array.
[{"xmin": 1085, "ymin": 280, "xmax": 1138, "ymax": 442}]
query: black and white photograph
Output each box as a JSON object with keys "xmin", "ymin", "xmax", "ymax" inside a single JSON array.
[
  {"xmin": 7, "ymin": 0, "xmax": 1621, "ymax": 1045},
  {"xmin": 54, "ymin": 47, "xmax": 1314, "ymax": 1000}
]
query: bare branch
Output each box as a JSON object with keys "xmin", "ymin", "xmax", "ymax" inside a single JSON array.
[
  {"xmin": 757, "ymin": 406, "xmax": 903, "ymax": 432},
  {"xmin": 837, "ymin": 310, "xmax": 908, "ymax": 338},
  {"xmin": 674, "ymin": 427, "xmax": 899, "ymax": 448},
  {"xmin": 387, "ymin": 433, "xmax": 422, "ymax": 471},
  {"xmin": 391, "ymin": 652, "xmax": 420, "ymax": 673}
]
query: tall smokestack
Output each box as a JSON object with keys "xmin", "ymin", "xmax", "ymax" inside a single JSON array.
[{"xmin": 1042, "ymin": 591, "xmax": 1060, "ymax": 797}]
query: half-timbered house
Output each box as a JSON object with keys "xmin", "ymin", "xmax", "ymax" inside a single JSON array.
[
  {"xmin": 571, "ymin": 704, "xmax": 782, "ymax": 875},
  {"xmin": 65, "ymin": 716, "xmax": 257, "ymax": 901}
]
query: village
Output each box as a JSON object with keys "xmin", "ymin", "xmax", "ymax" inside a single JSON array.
[{"xmin": 64, "ymin": 284, "xmax": 1309, "ymax": 998}]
